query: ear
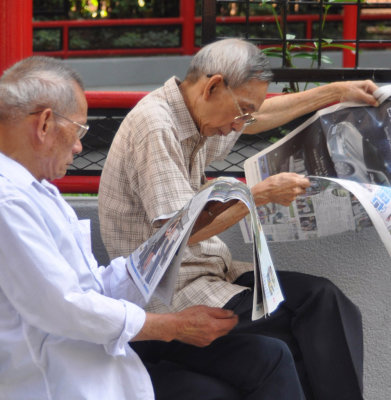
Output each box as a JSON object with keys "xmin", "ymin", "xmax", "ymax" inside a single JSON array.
[
  {"xmin": 203, "ymin": 74, "xmax": 225, "ymax": 101},
  {"xmin": 35, "ymin": 108, "xmax": 54, "ymax": 143}
]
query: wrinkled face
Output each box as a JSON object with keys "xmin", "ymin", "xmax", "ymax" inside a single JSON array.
[
  {"xmin": 197, "ymin": 79, "xmax": 268, "ymax": 137},
  {"xmin": 41, "ymin": 84, "xmax": 88, "ymax": 181}
]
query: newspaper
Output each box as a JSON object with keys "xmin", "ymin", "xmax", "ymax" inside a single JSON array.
[
  {"xmin": 126, "ymin": 177, "xmax": 283, "ymax": 320},
  {"xmin": 243, "ymin": 84, "xmax": 391, "ymax": 256}
]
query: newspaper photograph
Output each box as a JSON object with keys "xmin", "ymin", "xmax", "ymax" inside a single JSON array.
[
  {"xmin": 126, "ymin": 177, "xmax": 283, "ymax": 319},
  {"xmin": 242, "ymin": 84, "xmax": 391, "ymax": 255}
]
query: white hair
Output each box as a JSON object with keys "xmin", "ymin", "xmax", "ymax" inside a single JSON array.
[
  {"xmin": 0, "ymin": 56, "xmax": 84, "ymax": 122},
  {"xmin": 185, "ymin": 38, "xmax": 273, "ymax": 88}
]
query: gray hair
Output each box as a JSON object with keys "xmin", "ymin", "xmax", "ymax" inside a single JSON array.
[
  {"xmin": 0, "ymin": 56, "xmax": 84, "ymax": 122},
  {"xmin": 185, "ymin": 38, "xmax": 273, "ymax": 88}
]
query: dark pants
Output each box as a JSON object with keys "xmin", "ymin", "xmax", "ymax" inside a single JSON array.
[
  {"xmin": 131, "ymin": 333, "xmax": 305, "ymax": 400},
  {"xmin": 224, "ymin": 270, "xmax": 364, "ymax": 400}
]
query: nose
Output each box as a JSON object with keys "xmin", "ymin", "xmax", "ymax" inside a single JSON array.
[
  {"xmin": 231, "ymin": 119, "xmax": 245, "ymax": 132},
  {"xmin": 72, "ymin": 138, "xmax": 83, "ymax": 154}
]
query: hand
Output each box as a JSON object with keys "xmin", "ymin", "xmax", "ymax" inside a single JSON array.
[
  {"xmin": 173, "ymin": 306, "xmax": 238, "ymax": 347},
  {"xmin": 134, "ymin": 306, "xmax": 238, "ymax": 347},
  {"xmin": 336, "ymin": 80, "xmax": 379, "ymax": 106},
  {"xmin": 252, "ymin": 173, "xmax": 310, "ymax": 207}
]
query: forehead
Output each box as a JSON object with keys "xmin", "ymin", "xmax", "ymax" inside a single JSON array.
[{"xmin": 72, "ymin": 82, "xmax": 88, "ymax": 118}]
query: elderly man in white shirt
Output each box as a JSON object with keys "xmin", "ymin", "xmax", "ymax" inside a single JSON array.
[{"xmin": 0, "ymin": 56, "xmax": 306, "ymax": 400}]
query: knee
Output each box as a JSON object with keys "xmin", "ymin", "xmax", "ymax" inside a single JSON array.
[
  {"xmin": 301, "ymin": 274, "xmax": 345, "ymax": 301},
  {"xmin": 245, "ymin": 335, "xmax": 296, "ymax": 375},
  {"xmin": 265, "ymin": 337, "xmax": 295, "ymax": 367},
  {"xmin": 302, "ymin": 275, "xmax": 362, "ymax": 318},
  {"xmin": 240, "ymin": 336, "xmax": 298, "ymax": 391}
]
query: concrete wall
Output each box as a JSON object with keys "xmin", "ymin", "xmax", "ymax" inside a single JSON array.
[
  {"xmin": 66, "ymin": 50, "xmax": 391, "ymax": 93},
  {"xmin": 67, "ymin": 196, "xmax": 391, "ymax": 400},
  {"xmin": 219, "ymin": 222, "xmax": 391, "ymax": 400}
]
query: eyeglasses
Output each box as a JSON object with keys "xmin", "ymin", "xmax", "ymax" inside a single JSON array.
[
  {"xmin": 226, "ymin": 86, "xmax": 257, "ymax": 126},
  {"xmin": 206, "ymin": 74, "xmax": 257, "ymax": 127},
  {"xmin": 29, "ymin": 110, "xmax": 89, "ymax": 140}
]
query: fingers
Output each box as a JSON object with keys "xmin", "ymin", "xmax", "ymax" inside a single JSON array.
[
  {"xmin": 341, "ymin": 80, "xmax": 379, "ymax": 106},
  {"xmin": 174, "ymin": 306, "xmax": 238, "ymax": 347},
  {"xmin": 205, "ymin": 307, "xmax": 237, "ymax": 319},
  {"xmin": 253, "ymin": 172, "xmax": 310, "ymax": 206}
]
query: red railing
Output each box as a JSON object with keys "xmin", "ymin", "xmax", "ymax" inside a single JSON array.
[
  {"xmin": 33, "ymin": 0, "xmax": 197, "ymax": 58},
  {"xmin": 33, "ymin": 7, "xmax": 391, "ymax": 59}
]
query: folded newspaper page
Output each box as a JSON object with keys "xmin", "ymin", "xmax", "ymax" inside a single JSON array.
[
  {"xmin": 311, "ymin": 176, "xmax": 391, "ymax": 256},
  {"xmin": 126, "ymin": 177, "xmax": 283, "ymax": 319},
  {"xmin": 243, "ymin": 84, "xmax": 391, "ymax": 256}
]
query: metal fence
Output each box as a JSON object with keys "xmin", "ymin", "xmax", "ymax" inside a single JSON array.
[
  {"xmin": 202, "ymin": 0, "xmax": 391, "ymax": 82},
  {"xmin": 33, "ymin": 0, "xmax": 391, "ymax": 61}
]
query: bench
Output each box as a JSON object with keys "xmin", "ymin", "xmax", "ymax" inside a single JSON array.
[{"xmin": 66, "ymin": 196, "xmax": 390, "ymax": 400}]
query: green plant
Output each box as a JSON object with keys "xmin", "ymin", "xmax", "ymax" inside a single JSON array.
[
  {"xmin": 33, "ymin": 29, "xmax": 61, "ymax": 51},
  {"xmin": 261, "ymin": 0, "xmax": 357, "ymax": 93}
]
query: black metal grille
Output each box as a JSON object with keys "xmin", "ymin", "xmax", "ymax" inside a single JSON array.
[
  {"xmin": 68, "ymin": 109, "xmax": 312, "ymax": 178},
  {"xmin": 202, "ymin": 0, "xmax": 391, "ymax": 83},
  {"xmin": 68, "ymin": 109, "xmax": 125, "ymax": 176},
  {"xmin": 69, "ymin": 111, "xmax": 275, "ymax": 178}
]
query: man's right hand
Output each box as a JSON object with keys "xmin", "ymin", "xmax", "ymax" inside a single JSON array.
[
  {"xmin": 252, "ymin": 172, "xmax": 310, "ymax": 207},
  {"xmin": 171, "ymin": 306, "xmax": 238, "ymax": 347},
  {"xmin": 132, "ymin": 305, "xmax": 238, "ymax": 347}
]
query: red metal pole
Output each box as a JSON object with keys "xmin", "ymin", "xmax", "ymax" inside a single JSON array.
[
  {"xmin": 342, "ymin": 5, "xmax": 357, "ymax": 68},
  {"xmin": 63, "ymin": 25, "xmax": 69, "ymax": 59},
  {"xmin": 180, "ymin": 0, "xmax": 196, "ymax": 55},
  {"xmin": 0, "ymin": 0, "xmax": 33, "ymax": 75}
]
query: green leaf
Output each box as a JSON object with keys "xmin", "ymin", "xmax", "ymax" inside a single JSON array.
[
  {"xmin": 263, "ymin": 52, "xmax": 284, "ymax": 58},
  {"xmin": 328, "ymin": 0, "xmax": 364, "ymax": 3},
  {"xmin": 323, "ymin": 43, "xmax": 356, "ymax": 51},
  {"xmin": 321, "ymin": 56, "xmax": 333, "ymax": 64},
  {"xmin": 292, "ymin": 53, "xmax": 316, "ymax": 59}
]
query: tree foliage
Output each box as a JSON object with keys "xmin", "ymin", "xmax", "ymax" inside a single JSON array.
[{"xmin": 33, "ymin": 0, "xmax": 182, "ymax": 20}]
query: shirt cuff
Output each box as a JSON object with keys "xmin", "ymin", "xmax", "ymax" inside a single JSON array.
[{"xmin": 104, "ymin": 300, "xmax": 146, "ymax": 357}]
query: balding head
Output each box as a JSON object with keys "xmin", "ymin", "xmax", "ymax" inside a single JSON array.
[{"xmin": 185, "ymin": 38, "xmax": 273, "ymax": 88}]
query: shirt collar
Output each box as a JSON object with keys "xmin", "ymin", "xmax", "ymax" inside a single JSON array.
[
  {"xmin": 163, "ymin": 77, "xmax": 201, "ymax": 142},
  {"xmin": 0, "ymin": 151, "xmax": 37, "ymax": 188},
  {"xmin": 0, "ymin": 151, "xmax": 58, "ymax": 196}
]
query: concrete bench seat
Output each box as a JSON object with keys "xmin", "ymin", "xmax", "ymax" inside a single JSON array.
[{"xmin": 66, "ymin": 196, "xmax": 390, "ymax": 400}]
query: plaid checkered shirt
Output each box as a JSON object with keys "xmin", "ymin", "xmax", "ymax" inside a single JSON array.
[{"xmin": 99, "ymin": 77, "xmax": 253, "ymax": 312}]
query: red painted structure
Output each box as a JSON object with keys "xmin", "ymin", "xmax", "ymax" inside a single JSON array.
[
  {"xmin": 2, "ymin": 0, "xmax": 390, "ymax": 73},
  {"xmin": 0, "ymin": 0, "xmax": 33, "ymax": 74},
  {"xmin": 32, "ymin": 11, "xmax": 391, "ymax": 62},
  {"xmin": 343, "ymin": 5, "xmax": 359, "ymax": 67}
]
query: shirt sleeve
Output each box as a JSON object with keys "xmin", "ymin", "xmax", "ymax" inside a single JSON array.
[{"xmin": 0, "ymin": 194, "xmax": 145, "ymax": 357}]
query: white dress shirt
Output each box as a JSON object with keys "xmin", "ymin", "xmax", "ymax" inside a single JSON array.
[{"xmin": 0, "ymin": 152, "xmax": 154, "ymax": 400}]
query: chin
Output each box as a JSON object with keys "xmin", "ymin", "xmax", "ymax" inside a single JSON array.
[{"xmin": 51, "ymin": 171, "xmax": 66, "ymax": 181}]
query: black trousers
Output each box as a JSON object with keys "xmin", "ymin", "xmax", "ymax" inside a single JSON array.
[
  {"xmin": 131, "ymin": 333, "xmax": 305, "ymax": 400},
  {"xmin": 224, "ymin": 270, "xmax": 364, "ymax": 400}
]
